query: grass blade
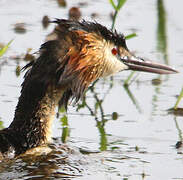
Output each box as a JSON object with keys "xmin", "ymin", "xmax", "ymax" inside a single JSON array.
[
  {"xmin": 125, "ymin": 33, "xmax": 137, "ymax": 40},
  {"xmin": 117, "ymin": 0, "xmax": 127, "ymax": 10},
  {"xmin": 109, "ymin": 0, "xmax": 117, "ymax": 10},
  {"xmin": 0, "ymin": 40, "xmax": 13, "ymax": 57},
  {"xmin": 124, "ymin": 71, "xmax": 135, "ymax": 85},
  {"xmin": 174, "ymin": 87, "xmax": 183, "ymax": 109}
]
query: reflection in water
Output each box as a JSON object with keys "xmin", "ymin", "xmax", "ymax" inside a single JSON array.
[
  {"xmin": 174, "ymin": 116, "xmax": 183, "ymax": 147},
  {"xmin": 0, "ymin": 59, "xmax": 7, "ymax": 74},
  {"xmin": 57, "ymin": 82, "xmax": 110, "ymax": 151},
  {"xmin": 151, "ymin": 83, "xmax": 160, "ymax": 118},
  {"xmin": 0, "ymin": 0, "xmax": 182, "ymax": 179},
  {"xmin": 0, "ymin": 142, "xmax": 84, "ymax": 179},
  {"xmin": 78, "ymin": 84, "xmax": 109, "ymax": 151},
  {"xmin": 60, "ymin": 114, "xmax": 70, "ymax": 143},
  {"xmin": 123, "ymin": 84, "xmax": 142, "ymax": 113},
  {"xmin": 96, "ymin": 120, "xmax": 107, "ymax": 151},
  {"xmin": 151, "ymin": 0, "xmax": 169, "ymax": 119}
]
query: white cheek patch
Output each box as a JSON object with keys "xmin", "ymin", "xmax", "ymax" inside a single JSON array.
[
  {"xmin": 101, "ymin": 47, "xmax": 129, "ymax": 77},
  {"xmin": 97, "ymin": 41, "xmax": 131, "ymax": 77}
]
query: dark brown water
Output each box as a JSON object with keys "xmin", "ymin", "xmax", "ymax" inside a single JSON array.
[{"xmin": 0, "ymin": 0, "xmax": 183, "ymax": 179}]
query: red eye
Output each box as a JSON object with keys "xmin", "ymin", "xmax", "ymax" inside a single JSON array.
[{"xmin": 111, "ymin": 48, "xmax": 118, "ymax": 55}]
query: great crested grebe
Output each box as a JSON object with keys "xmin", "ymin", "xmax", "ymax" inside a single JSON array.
[{"xmin": 0, "ymin": 19, "xmax": 177, "ymax": 159}]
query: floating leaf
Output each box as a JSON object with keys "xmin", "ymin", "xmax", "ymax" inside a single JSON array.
[{"xmin": 112, "ymin": 112, "xmax": 118, "ymax": 120}]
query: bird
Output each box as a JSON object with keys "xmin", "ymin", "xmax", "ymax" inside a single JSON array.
[{"xmin": 0, "ymin": 19, "xmax": 177, "ymax": 159}]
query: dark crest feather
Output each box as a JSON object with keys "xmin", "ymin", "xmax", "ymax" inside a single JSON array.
[{"xmin": 53, "ymin": 19, "xmax": 128, "ymax": 49}]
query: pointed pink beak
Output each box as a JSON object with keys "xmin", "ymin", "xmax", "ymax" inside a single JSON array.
[{"xmin": 121, "ymin": 56, "xmax": 178, "ymax": 74}]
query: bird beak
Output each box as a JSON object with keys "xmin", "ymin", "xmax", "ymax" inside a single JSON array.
[{"xmin": 121, "ymin": 56, "xmax": 178, "ymax": 74}]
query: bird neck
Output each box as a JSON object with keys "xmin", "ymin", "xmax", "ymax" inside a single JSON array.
[{"xmin": 9, "ymin": 81, "xmax": 63, "ymax": 148}]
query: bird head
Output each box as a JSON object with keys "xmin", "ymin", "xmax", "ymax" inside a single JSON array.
[
  {"xmin": 38, "ymin": 19, "xmax": 178, "ymax": 105},
  {"xmin": 51, "ymin": 19, "xmax": 177, "ymax": 78}
]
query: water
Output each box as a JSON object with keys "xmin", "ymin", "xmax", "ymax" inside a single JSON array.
[{"xmin": 0, "ymin": 0, "xmax": 183, "ymax": 179}]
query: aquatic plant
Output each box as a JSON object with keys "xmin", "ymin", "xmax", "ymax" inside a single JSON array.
[{"xmin": 0, "ymin": 40, "xmax": 13, "ymax": 58}]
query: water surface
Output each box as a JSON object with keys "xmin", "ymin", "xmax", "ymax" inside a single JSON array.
[{"xmin": 0, "ymin": 0, "xmax": 183, "ymax": 179}]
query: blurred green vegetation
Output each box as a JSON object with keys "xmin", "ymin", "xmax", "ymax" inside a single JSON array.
[
  {"xmin": 0, "ymin": 120, "xmax": 4, "ymax": 130},
  {"xmin": 157, "ymin": 0, "xmax": 167, "ymax": 63},
  {"xmin": 109, "ymin": 0, "xmax": 127, "ymax": 30},
  {"xmin": 0, "ymin": 40, "xmax": 13, "ymax": 58},
  {"xmin": 174, "ymin": 88, "xmax": 183, "ymax": 109},
  {"xmin": 58, "ymin": 0, "xmax": 134, "ymax": 148},
  {"xmin": 151, "ymin": 0, "xmax": 168, "ymax": 118},
  {"xmin": 60, "ymin": 114, "xmax": 69, "ymax": 143},
  {"xmin": 56, "ymin": 0, "xmax": 178, "ymax": 150},
  {"xmin": 109, "ymin": 0, "xmax": 137, "ymax": 85}
]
